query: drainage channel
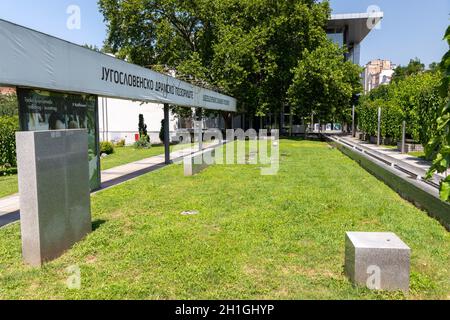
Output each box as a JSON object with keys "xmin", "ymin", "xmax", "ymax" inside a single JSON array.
[{"xmin": 324, "ymin": 134, "xmax": 450, "ymax": 231}]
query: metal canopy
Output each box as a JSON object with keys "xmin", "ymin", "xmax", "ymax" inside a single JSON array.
[
  {"xmin": 0, "ymin": 19, "xmax": 237, "ymax": 112},
  {"xmin": 328, "ymin": 12, "xmax": 384, "ymax": 45}
]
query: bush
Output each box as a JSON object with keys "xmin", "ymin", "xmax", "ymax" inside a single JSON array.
[
  {"xmin": 100, "ymin": 141, "xmax": 115, "ymax": 155},
  {"xmin": 0, "ymin": 116, "xmax": 18, "ymax": 167},
  {"xmin": 115, "ymin": 139, "xmax": 126, "ymax": 147},
  {"xmin": 134, "ymin": 135, "xmax": 152, "ymax": 149},
  {"xmin": 159, "ymin": 119, "xmax": 166, "ymax": 144},
  {"xmin": 357, "ymin": 99, "xmax": 378, "ymax": 136},
  {"xmin": 357, "ymin": 71, "xmax": 445, "ymax": 145},
  {"xmin": 0, "ymin": 165, "xmax": 17, "ymax": 176},
  {"xmin": 0, "ymin": 94, "xmax": 18, "ymax": 117}
]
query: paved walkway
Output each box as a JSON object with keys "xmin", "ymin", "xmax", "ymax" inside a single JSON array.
[
  {"xmin": 0, "ymin": 142, "xmax": 220, "ymax": 227},
  {"xmin": 339, "ymin": 135, "xmax": 448, "ymax": 178}
]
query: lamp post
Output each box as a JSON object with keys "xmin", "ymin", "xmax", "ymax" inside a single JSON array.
[{"xmin": 377, "ymin": 107, "xmax": 381, "ymax": 146}]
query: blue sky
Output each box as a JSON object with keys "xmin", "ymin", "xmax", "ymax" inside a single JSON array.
[
  {"xmin": 0, "ymin": 0, "xmax": 448, "ymax": 67},
  {"xmin": 330, "ymin": 0, "xmax": 449, "ymax": 67}
]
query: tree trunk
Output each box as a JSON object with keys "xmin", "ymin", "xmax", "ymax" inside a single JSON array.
[{"xmin": 221, "ymin": 112, "xmax": 232, "ymax": 130}]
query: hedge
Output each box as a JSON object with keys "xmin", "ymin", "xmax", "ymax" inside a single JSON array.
[
  {"xmin": 0, "ymin": 116, "xmax": 18, "ymax": 167},
  {"xmin": 357, "ymin": 71, "xmax": 446, "ymax": 145}
]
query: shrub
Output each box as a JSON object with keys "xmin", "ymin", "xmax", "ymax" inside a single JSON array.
[
  {"xmin": 0, "ymin": 116, "xmax": 18, "ymax": 167},
  {"xmin": 134, "ymin": 135, "xmax": 152, "ymax": 149},
  {"xmin": 358, "ymin": 71, "xmax": 445, "ymax": 145},
  {"xmin": 0, "ymin": 165, "xmax": 17, "ymax": 176},
  {"xmin": 115, "ymin": 139, "xmax": 126, "ymax": 147},
  {"xmin": 138, "ymin": 114, "xmax": 150, "ymax": 142},
  {"xmin": 357, "ymin": 99, "xmax": 378, "ymax": 136},
  {"xmin": 380, "ymin": 101, "xmax": 403, "ymax": 142},
  {"xmin": 159, "ymin": 119, "xmax": 166, "ymax": 144},
  {"xmin": 0, "ymin": 93, "xmax": 18, "ymax": 117},
  {"xmin": 100, "ymin": 141, "xmax": 115, "ymax": 155}
]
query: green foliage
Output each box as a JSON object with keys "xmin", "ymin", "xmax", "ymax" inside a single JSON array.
[
  {"xmin": 426, "ymin": 26, "xmax": 450, "ymax": 201},
  {"xmin": 1, "ymin": 140, "xmax": 450, "ymax": 299},
  {"xmin": 138, "ymin": 114, "xmax": 149, "ymax": 140},
  {"xmin": 134, "ymin": 135, "xmax": 152, "ymax": 149},
  {"xmin": 100, "ymin": 141, "xmax": 115, "ymax": 155},
  {"xmin": 357, "ymin": 98, "xmax": 378, "ymax": 136},
  {"xmin": 159, "ymin": 119, "xmax": 166, "ymax": 144},
  {"xmin": 288, "ymin": 41, "xmax": 363, "ymax": 123},
  {"xmin": 0, "ymin": 93, "xmax": 18, "ymax": 117},
  {"xmin": 392, "ymin": 58, "xmax": 425, "ymax": 83},
  {"xmin": 98, "ymin": 0, "xmax": 333, "ymax": 123},
  {"xmin": 358, "ymin": 70, "xmax": 444, "ymax": 145},
  {"xmin": 0, "ymin": 116, "xmax": 18, "ymax": 167},
  {"xmin": 380, "ymin": 101, "xmax": 403, "ymax": 141},
  {"xmin": 115, "ymin": 139, "xmax": 126, "ymax": 147}
]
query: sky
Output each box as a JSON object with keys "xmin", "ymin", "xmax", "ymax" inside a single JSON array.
[{"xmin": 0, "ymin": 0, "xmax": 448, "ymax": 67}]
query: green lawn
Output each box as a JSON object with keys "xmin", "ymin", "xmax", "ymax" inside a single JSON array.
[
  {"xmin": 0, "ymin": 174, "xmax": 18, "ymax": 198},
  {"xmin": 0, "ymin": 146, "xmax": 169, "ymax": 198},
  {"xmin": 0, "ymin": 140, "xmax": 449, "ymax": 299},
  {"xmin": 100, "ymin": 145, "xmax": 167, "ymax": 170},
  {"xmin": 408, "ymin": 151, "xmax": 426, "ymax": 159}
]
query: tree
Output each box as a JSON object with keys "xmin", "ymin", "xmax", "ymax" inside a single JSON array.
[
  {"xmin": 392, "ymin": 58, "xmax": 425, "ymax": 82},
  {"xmin": 98, "ymin": 0, "xmax": 332, "ymax": 127},
  {"xmin": 159, "ymin": 119, "xmax": 166, "ymax": 144},
  {"xmin": 426, "ymin": 26, "xmax": 450, "ymax": 201},
  {"xmin": 138, "ymin": 114, "xmax": 150, "ymax": 142},
  {"xmin": 287, "ymin": 41, "xmax": 362, "ymax": 126}
]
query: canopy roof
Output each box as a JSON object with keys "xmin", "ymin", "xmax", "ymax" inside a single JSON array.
[
  {"xmin": 0, "ymin": 19, "xmax": 236, "ymax": 112},
  {"xmin": 328, "ymin": 12, "xmax": 384, "ymax": 45}
]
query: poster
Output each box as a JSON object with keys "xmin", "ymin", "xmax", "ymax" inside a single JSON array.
[{"xmin": 17, "ymin": 88, "xmax": 100, "ymax": 191}]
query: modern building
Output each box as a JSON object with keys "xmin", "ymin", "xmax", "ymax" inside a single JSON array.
[
  {"xmin": 98, "ymin": 98, "xmax": 175, "ymax": 145},
  {"xmin": 363, "ymin": 59, "xmax": 396, "ymax": 93},
  {"xmin": 327, "ymin": 12, "xmax": 384, "ymax": 65},
  {"xmin": 97, "ymin": 12, "xmax": 384, "ymax": 140}
]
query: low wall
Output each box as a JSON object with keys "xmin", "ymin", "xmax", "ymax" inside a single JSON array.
[
  {"xmin": 184, "ymin": 148, "xmax": 216, "ymax": 176},
  {"xmin": 397, "ymin": 142, "xmax": 424, "ymax": 153},
  {"xmin": 329, "ymin": 138, "xmax": 450, "ymax": 231}
]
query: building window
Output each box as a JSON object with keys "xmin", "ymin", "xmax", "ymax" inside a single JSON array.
[{"xmin": 327, "ymin": 32, "xmax": 344, "ymax": 47}]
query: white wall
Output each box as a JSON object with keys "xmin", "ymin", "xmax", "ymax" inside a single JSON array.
[{"xmin": 98, "ymin": 97, "xmax": 179, "ymax": 145}]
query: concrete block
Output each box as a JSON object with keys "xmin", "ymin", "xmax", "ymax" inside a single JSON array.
[
  {"xmin": 184, "ymin": 148, "xmax": 215, "ymax": 176},
  {"xmin": 345, "ymin": 232, "xmax": 410, "ymax": 292},
  {"xmin": 16, "ymin": 130, "xmax": 91, "ymax": 266}
]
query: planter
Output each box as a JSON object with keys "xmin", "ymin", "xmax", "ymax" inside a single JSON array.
[
  {"xmin": 383, "ymin": 137, "xmax": 395, "ymax": 146},
  {"xmin": 397, "ymin": 142, "xmax": 424, "ymax": 153}
]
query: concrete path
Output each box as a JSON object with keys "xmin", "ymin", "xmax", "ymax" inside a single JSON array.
[
  {"xmin": 0, "ymin": 142, "xmax": 220, "ymax": 227},
  {"xmin": 340, "ymin": 135, "xmax": 448, "ymax": 178}
]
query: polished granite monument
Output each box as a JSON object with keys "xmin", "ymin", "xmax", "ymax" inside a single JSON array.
[
  {"xmin": 345, "ymin": 232, "xmax": 410, "ymax": 292},
  {"xmin": 16, "ymin": 130, "xmax": 92, "ymax": 266}
]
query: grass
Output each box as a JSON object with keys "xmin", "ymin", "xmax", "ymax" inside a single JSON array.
[
  {"xmin": 0, "ymin": 146, "xmax": 170, "ymax": 198},
  {"xmin": 0, "ymin": 139, "xmax": 449, "ymax": 299},
  {"xmin": 408, "ymin": 151, "xmax": 426, "ymax": 160},
  {"xmin": 380, "ymin": 145, "xmax": 398, "ymax": 150},
  {"xmin": 0, "ymin": 175, "xmax": 18, "ymax": 198},
  {"xmin": 100, "ymin": 145, "xmax": 167, "ymax": 170}
]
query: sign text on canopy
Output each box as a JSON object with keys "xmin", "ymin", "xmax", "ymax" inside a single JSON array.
[{"xmin": 0, "ymin": 19, "xmax": 237, "ymax": 112}]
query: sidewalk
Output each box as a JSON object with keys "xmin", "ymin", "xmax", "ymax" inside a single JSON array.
[
  {"xmin": 0, "ymin": 142, "xmax": 219, "ymax": 227},
  {"xmin": 340, "ymin": 135, "xmax": 447, "ymax": 179}
]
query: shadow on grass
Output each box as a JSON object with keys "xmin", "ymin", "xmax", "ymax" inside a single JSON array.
[{"xmin": 92, "ymin": 219, "xmax": 106, "ymax": 232}]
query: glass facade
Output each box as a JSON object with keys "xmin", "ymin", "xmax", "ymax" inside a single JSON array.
[{"xmin": 327, "ymin": 32, "xmax": 344, "ymax": 47}]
